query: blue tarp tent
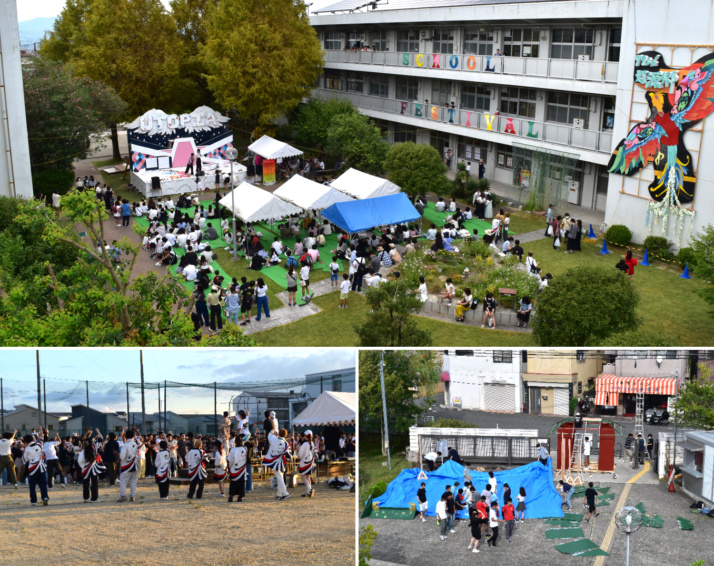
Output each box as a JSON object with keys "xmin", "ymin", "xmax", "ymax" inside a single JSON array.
[
  {"xmin": 372, "ymin": 460, "xmax": 564, "ymax": 519},
  {"xmin": 321, "ymin": 193, "xmax": 420, "ymax": 233}
]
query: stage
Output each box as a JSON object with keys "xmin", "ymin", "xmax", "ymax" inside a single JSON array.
[{"xmin": 130, "ymin": 162, "xmax": 247, "ymax": 197}]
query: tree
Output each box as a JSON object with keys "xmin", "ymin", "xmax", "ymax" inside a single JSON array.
[
  {"xmin": 532, "ymin": 266, "xmax": 640, "ymax": 346},
  {"xmin": 42, "ymin": 0, "xmax": 193, "ymax": 160},
  {"xmin": 689, "ymin": 224, "xmax": 714, "ymax": 309},
  {"xmin": 384, "ymin": 142, "xmax": 451, "ymax": 198},
  {"xmin": 23, "ymin": 59, "xmax": 127, "ymax": 195},
  {"xmin": 356, "ymin": 281, "xmax": 433, "ymax": 346},
  {"xmin": 358, "ymin": 350, "xmax": 441, "ymax": 455},
  {"xmin": 674, "ymin": 364, "xmax": 714, "ymax": 430},
  {"xmin": 293, "ymin": 97, "xmax": 358, "ymax": 152},
  {"xmin": 325, "ymin": 113, "xmax": 389, "ymax": 175},
  {"xmin": 200, "ymin": 0, "xmax": 323, "ymax": 133}
]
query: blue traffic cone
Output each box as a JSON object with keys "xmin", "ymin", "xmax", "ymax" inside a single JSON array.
[
  {"xmin": 641, "ymin": 249, "xmax": 651, "ymax": 266},
  {"xmin": 680, "ymin": 263, "xmax": 692, "ymax": 279},
  {"xmin": 600, "ymin": 239, "xmax": 610, "ymax": 254},
  {"xmin": 588, "ymin": 224, "xmax": 596, "ymax": 238}
]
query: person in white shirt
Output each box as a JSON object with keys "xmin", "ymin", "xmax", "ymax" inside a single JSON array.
[
  {"xmin": 425, "ymin": 225, "xmax": 437, "ymax": 240},
  {"xmin": 186, "ymin": 439, "xmax": 208, "ymax": 500},
  {"xmin": 488, "ymin": 471, "xmax": 498, "ymax": 495},
  {"xmin": 153, "ymin": 440, "xmax": 171, "ymax": 499},
  {"xmin": 0, "ymin": 430, "xmax": 18, "ymax": 488},
  {"xmin": 339, "ymin": 274, "xmax": 350, "ymax": 308},
  {"xmin": 436, "ymin": 495, "xmax": 449, "ymax": 540},
  {"xmin": 118, "ymin": 430, "xmax": 142, "ymax": 502},
  {"xmin": 435, "ymin": 198, "xmax": 446, "ymax": 212},
  {"xmin": 22, "ymin": 434, "xmax": 48, "ymax": 505},
  {"xmin": 487, "ymin": 502, "xmax": 502, "ymax": 547},
  {"xmin": 300, "ymin": 264, "xmax": 312, "ymax": 301},
  {"xmin": 298, "ymin": 431, "xmax": 316, "ymax": 498},
  {"xmin": 271, "ymin": 238, "xmax": 284, "ymax": 256},
  {"xmin": 365, "ymin": 271, "xmax": 382, "ymax": 288},
  {"xmin": 182, "ymin": 263, "xmax": 197, "ymax": 281},
  {"xmin": 583, "ymin": 437, "xmax": 592, "ymax": 469},
  {"xmin": 227, "ymin": 437, "xmax": 248, "ymax": 502},
  {"xmin": 464, "ymin": 207, "xmax": 473, "ymax": 220},
  {"xmin": 448, "ymin": 198, "xmax": 457, "ymax": 212},
  {"xmin": 424, "ymin": 450, "xmax": 441, "ymax": 471},
  {"xmin": 262, "ymin": 429, "xmax": 292, "ymax": 500},
  {"xmin": 417, "ymin": 276, "xmax": 428, "ymax": 303},
  {"xmin": 78, "ymin": 440, "xmax": 105, "ymax": 502},
  {"xmin": 212, "ymin": 440, "xmax": 227, "ymax": 497},
  {"xmin": 42, "ymin": 432, "xmax": 65, "ymax": 489},
  {"xmin": 236, "ymin": 408, "xmax": 250, "ymax": 440}
]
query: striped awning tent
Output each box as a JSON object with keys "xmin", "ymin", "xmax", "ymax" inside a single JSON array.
[{"xmin": 595, "ymin": 375, "xmax": 677, "ymax": 406}]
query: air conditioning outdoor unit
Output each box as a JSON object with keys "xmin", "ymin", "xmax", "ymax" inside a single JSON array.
[
  {"xmin": 578, "ymin": 54, "xmax": 591, "ymax": 61},
  {"xmin": 572, "ymin": 118, "xmax": 585, "ymax": 129},
  {"xmin": 421, "ymin": 29, "xmax": 432, "ymax": 40}
]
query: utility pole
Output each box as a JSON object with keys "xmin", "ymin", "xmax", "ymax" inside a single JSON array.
[
  {"xmin": 214, "ymin": 382, "xmax": 218, "ymax": 437},
  {"xmin": 43, "ymin": 379, "xmax": 47, "ymax": 430},
  {"xmin": 140, "ymin": 350, "xmax": 145, "ymax": 434},
  {"xmin": 1, "ymin": 378, "xmax": 4, "ymax": 433},
  {"xmin": 126, "ymin": 382, "xmax": 130, "ymax": 426},
  {"xmin": 158, "ymin": 383, "xmax": 161, "ymax": 431},
  {"xmin": 380, "ymin": 351, "xmax": 391, "ymax": 470},
  {"xmin": 36, "ymin": 350, "xmax": 42, "ymax": 430},
  {"xmin": 86, "ymin": 381, "xmax": 90, "ymax": 434},
  {"xmin": 164, "ymin": 380, "xmax": 167, "ymax": 432}
]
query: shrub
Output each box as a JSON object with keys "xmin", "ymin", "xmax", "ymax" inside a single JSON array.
[
  {"xmin": 677, "ymin": 246, "xmax": 696, "ymax": 270},
  {"xmin": 31, "ymin": 168, "xmax": 75, "ymax": 200},
  {"xmin": 600, "ymin": 329, "xmax": 678, "ymax": 347},
  {"xmin": 359, "ymin": 525, "xmax": 378, "ymax": 566},
  {"xmin": 432, "ymin": 418, "xmax": 480, "ymax": 428},
  {"xmin": 466, "ymin": 264, "xmax": 541, "ymax": 306},
  {"xmin": 532, "ymin": 266, "xmax": 640, "ymax": 346},
  {"xmin": 569, "ymin": 397, "xmax": 579, "ymax": 416},
  {"xmin": 643, "ymin": 235, "xmax": 671, "ymax": 260},
  {"xmin": 370, "ymin": 481, "xmax": 388, "ymax": 499},
  {"xmin": 605, "ymin": 224, "xmax": 632, "ymax": 247}
]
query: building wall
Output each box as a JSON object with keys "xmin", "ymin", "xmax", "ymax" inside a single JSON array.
[
  {"xmin": 0, "ymin": 0, "xmax": 33, "ymax": 198},
  {"xmin": 602, "ymin": 351, "xmax": 689, "ymax": 385},
  {"xmin": 304, "ymin": 368, "xmax": 356, "ymax": 398},
  {"xmin": 604, "ymin": 0, "xmax": 714, "ymax": 247},
  {"xmin": 1, "ymin": 407, "xmax": 60, "ymax": 434}
]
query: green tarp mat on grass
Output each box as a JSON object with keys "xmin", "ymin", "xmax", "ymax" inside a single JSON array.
[
  {"xmin": 261, "ymin": 265, "xmax": 289, "ymax": 289},
  {"xmin": 420, "ymin": 202, "xmax": 507, "ymax": 236},
  {"xmin": 677, "ymin": 517, "xmax": 694, "ymax": 530},
  {"xmin": 554, "ymin": 539, "xmax": 599, "ymax": 554},
  {"xmin": 545, "ymin": 528, "xmax": 585, "ymax": 540}
]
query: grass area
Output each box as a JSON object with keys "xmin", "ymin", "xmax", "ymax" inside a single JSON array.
[
  {"xmin": 358, "ymin": 434, "xmax": 411, "ymax": 505},
  {"xmin": 526, "ymin": 237, "xmax": 714, "ymax": 345},
  {"xmin": 93, "ymin": 159, "xmax": 135, "ymax": 203},
  {"xmin": 251, "ymin": 287, "xmax": 535, "ymax": 346},
  {"xmin": 507, "ymin": 210, "xmax": 549, "ymax": 233}
]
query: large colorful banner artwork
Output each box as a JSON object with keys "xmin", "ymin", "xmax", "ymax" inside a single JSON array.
[
  {"xmin": 608, "ymin": 50, "xmax": 714, "ymax": 239},
  {"xmin": 263, "ymin": 159, "xmax": 276, "ymax": 185}
]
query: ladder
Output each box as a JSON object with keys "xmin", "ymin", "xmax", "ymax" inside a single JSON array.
[
  {"xmin": 635, "ymin": 392, "xmax": 645, "ymax": 439},
  {"xmin": 568, "ymin": 431, "xmax": 584, "ymax": 485}
]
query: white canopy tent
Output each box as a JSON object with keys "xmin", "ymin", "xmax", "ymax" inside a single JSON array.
[
  {"xmin": 248, "ymin": 134, "xmax": 303, "ymax": 160},
  {"xmin": 330, "ymin": 168, "xmax": 400, "ymax": 200},
  {"xmin": 292, "ymin": 391, "xmax": 356, "ymax": 427},
  {"xmin": 273, "ymin": 175, "xmax": 354, "ymax": 211},
  {"xmin": 218, "ymin": 181, "xmax": 301, "ymax": 223}
]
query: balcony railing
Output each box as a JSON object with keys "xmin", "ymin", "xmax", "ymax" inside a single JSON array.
[
  {"xmin": 323, "ymin": 50, "xmax": 619, "ymax": 83},
  {"xmin": 314, "ymin": 88, "xmax": 613, "ymax": 154}
]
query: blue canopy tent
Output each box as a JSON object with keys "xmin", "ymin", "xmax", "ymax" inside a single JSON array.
[
  {"xmin": 321, "ymin": 193, "xmax": 420, "ymax": 233},
  {"xmin": 372, "ymin": 460, "xmax": 564, "ymax": 519}
]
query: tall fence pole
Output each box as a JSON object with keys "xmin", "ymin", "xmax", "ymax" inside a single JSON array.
[
  {"xmin": 85, "ymin": 380, "xmax": 89, "ymax": 433},
  {"xmin": 380, "ymin": 351, "xmax": 391, "ymax": 470},
  {"xmin": 36, "ymin": 350, "xmax": 42, "ymax": 431},
  {"xmin": 140, "ymin": 350, "xmax": 145, "ymax": 434},
  {"xmin": 158, "ymin": 383, "xmax": 161, "ymax": 432},
  {"xmin": 164, "ymin": 380, "xmax": 167, "ymax": 432},
  {"xmin": 214, "ymin": 382, "xmax": 218, "ymax": 436},
  {"xmin": 1, "ymin": 378, "xmax": 4, "ymax": 433},
  {"xmin": 43, "ymin": 379, "xmax": 47, "ymax": 430}
]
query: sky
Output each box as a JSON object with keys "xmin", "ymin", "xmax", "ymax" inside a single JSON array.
[{"xmin": 0, "ymin": 349, "xmax": 355, "ymax": 415}]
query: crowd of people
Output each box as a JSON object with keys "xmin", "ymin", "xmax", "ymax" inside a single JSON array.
[{"xmin": 0, "ymin": 409, "xmax": 355, "ymax": 506}]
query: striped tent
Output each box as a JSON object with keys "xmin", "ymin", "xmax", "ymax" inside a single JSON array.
[{"xmin": 595, "ymin": 375, "xmax": 677, "ymax": 406}]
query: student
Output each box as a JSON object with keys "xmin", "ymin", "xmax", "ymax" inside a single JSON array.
[
  {"xmin": 0, "ymin": 430, "xmax": 18, "ymax": 488},
  {"xmin": 488, "ymin": 470, "xmax": 497, "ymax": 495},
  {"xmin": 584, "ymin": 482, "xmax": 599, "ymax": 522},
  {"xmin": 468, "ymin": 506, "xmax": 482, "ymax": 553},
  {"xmin": 297, "ymin": 430, "xmax": 316, "ymax": 498},
  {"xmin": 441, "ymin": 278, "xmax": 455, "ymax": 305},
  {"xmin": 339, "ymin": 273, "xmax": 350, "ymax": 309},
  {"xmin": 118, "ymin": 430, "xmax": 142, "ymax": 503},
  {"xmin": 502, "ymin": 498, "xmax": 516, "ymax": 542},
  {"xmin": 78, "ymin": 439, "xmax": 105, "ymax": 503},
  {"xmin": 558, "ymin": 479, "xmax": 573, "ymax": 510},
  {"xmin": 329, "ymin": 256, "xmax": 340, "ymax": 289},
  {"xmin": 22, "ymin": 434, "xmax": 48, "ymax": 506},
  {"xmin": 240, "ymin": 281, "xmax": 254, "ymax": 326},
  {"xmin": 155, "ymin": 440, "xmax": 172, "ymax": 500},
  {"xmin": 300, "ymin": 263, "xmax": 312, "ymax": 302},
  {"xmin": 263, "ymin": 429, "xmax": 291, "ymax": 501},
  {"xmin": 236, "ymin": 408, "xmax": 251, "ymax": 441},
  {"xmin": 463, "ymin": 463, "xmax": 472, "ymax": 488},
  {"xmin": 516, "ymin": 487, "xmax": 527, "ymax": 522},
  {"xmin": 436, "ymin": 495, "xmax": 449, "ymax": 540},
  {"xmin": 486, "ymin": 501, "xmax": 501, "ymax": 547},
  {"xmin": 227, "ymin": 437, "xmax": 248, "ymax": 502},
  {"xmin": 424, "ymin": 450, "xmax": 441, "ymax": 471},
  {"xmin": 213, "ymin": 440, "xmax": 227, "ymax": 497},
  {"xmin": 417, "ymin": 482, "xmax": 428, "ymax": 522},
  {"xmin": 516, "ymin": 296, "xmax": 532, "ymax": 328},
  {"xmin": 482, "ymin": 291, "xmax": 496, "ymax": 329},
  {"xmin": 624, "ymin": 433, "xmax": 634, "ymax": 464},
  {"xmin": 502, "ymin": 483, "xmax": 511, "ymax": 508},
  {"xmin": 186, "ymin": 439, "xmax": 208, "ymax": 500},
  {"xmin": 255, "ymin": 278, "xmax": 270, "ymax": 321},
  {"xmin": 583, "ymin": 436, "xmax": 592, "ymax": 469},
  {"xmin": 481, "ymin": 484, "xmax": 492, "ymax": 507},
  {"xmin": 476, "ymin": 494, "xmax": 490, "ymax": 537}
]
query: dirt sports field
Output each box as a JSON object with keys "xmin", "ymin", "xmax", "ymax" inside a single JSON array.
[{"xmin": 0, "ymin": 480, "xmax": 355, "ymax": 566}]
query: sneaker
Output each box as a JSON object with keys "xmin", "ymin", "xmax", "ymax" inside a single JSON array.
[
  {"xmin": 43, "ymin": 499, "xmax": 48, "ymax": 506},
  {"xmin": 60, "ymin": 484, "xmax": 66, "ymax": 489},
  {"xmin": 449, "ymin": 529, "xmax": 456, "ymax": 533},
  {"xmin": 301, "ymin": 493, "xmax": 308, "ymax": 497},
  {"xmin": 217, "ymin": 493, "xmax": 225, "ymax": 497},
  {"xmin": 481, "ymin": 324, "xmax": 485, "ymax": 328},
  {"xmin": 568, "ymin": 507, "xmax": 572, "ymax": 511},
  {"xmin": 31, "ymin": 502, "xmax": 37, "ymax": 506},
  {"xmin": 440, "ymin": 536, "xmax": 444, "ymax": 541},
  {"xmin": 117, "ymin": 496, "xmax": 127, "ymax": 503},
  {"xmin": 13, "ymin": 484, "xmax": 17, "ymax": 490},
  {"xmin": 228, "ymin": 497, "xmax": 233, "ymax": 502},
  {"xmin": 280, "ymin": 494, "xmax": 291, "ymax": 501},
  {"xmin": 472, "ymin": 548, "xmax": 479, "ymax": 553},
  {"xmin": 467, "ymin": 545, "xmax": 473, "ymax": 549},
  {"xmin": 422, "ymin": 518, "xmax": 426, "ymax": 523},
  {"xmin": 585, "ymin": 518, "xmax": 589, "ymax": 523},
  {"xmin": 129, "ymin": 497, "xmax": 135, "ymax": 502},
  {"xmin": 84, "ymin": 500, "xmax": 89, "ymax": 503}
]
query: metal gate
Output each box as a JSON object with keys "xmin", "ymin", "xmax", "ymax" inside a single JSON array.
[
  {"xmin": 554, "ymin": 387, "xmax": 570, "ymax": 416},
  {"xmin": 484, "ymin": 384, "xmax": 516, "ymax": 412}
]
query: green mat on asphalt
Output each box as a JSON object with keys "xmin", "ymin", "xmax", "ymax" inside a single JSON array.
[
  {"xmin": 635, "ymin": 502, "xmax": 647, "ymax": 515},
  {"xmin": 554, "ymin": 539, "xmax": 599, "ymax": 554},
  {"xmin": 260, "ymin": 265, "xmax": 289, "ymax": 289},
  {"xmin": 545, "ymin": 519, "xmax": 582, "ymax": 527},
  {"xmin": 577, "ymin": 548, "xmax": 610, "ymax": 557},
  {"xmin": 596, "ymin": 486, "xmax": 611, "ymax": 494},
  {"xmin": 545, "ymin": 528, "xmax": 585, "ymax": 540},
  {"xmin": 597, "ymin": 493, "xmax": 616, "ymax": 501},
  {"xmin": 562, "ymin": 513, "xmax": 584, "ymax": 522},
  {"xmin": 677, "ymin": 517, "xmax": 694, "ymax": 530},
  {"xmin": 642, "ymin": 514, "xmax": 665, "ymax": 528}
]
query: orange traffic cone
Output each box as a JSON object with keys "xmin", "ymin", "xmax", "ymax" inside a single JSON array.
[{"xmin": 667, "ymin": 464, "xmax": 676, "ymax": 493}]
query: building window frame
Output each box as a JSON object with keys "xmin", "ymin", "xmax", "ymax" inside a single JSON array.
[
  {"xmin": 460, "ymin": 83, "xmax": 491, "ymax": 112},
  {"xmin": 396, "ymin": 30, "xmax": 419, "ymax": 53},
  {"xmin": 493, "ymin": 351, "xmax": 513, "ymax": 363},
  {"xmin": 503, "ymin": 28, "xmax": 540, "ymax": 58},
  {"xmin": 395, "ymin": 77, "xmax": 418, "ymax": 101},
  {"xmin": 394, "ymin": 124, "xmax": 418, "ymax": 143},
  {"xmin": 369, "ymin": 75, "xmax": 389, "ymax": 97},
  {"xmin": 346, "ymin": 72, "xmax": 365, "ymax": 93},
  {"xmin": 463, "ymin": 29, "xmax": 494, "ymax": 56},
  {"xmin": 324, "ymin": 31, "xmax": 343, "ymax": 51},
  {"xmin": 372, "ymin": 30, "xmax": 389, "ymax": 51},
  {"xmin": 546, "ymin": 92, "xmax": 589, "ymax": 127},
  {"xmin": 550, "ymin": 28, "xmax": 595, "ymax": 60},
  {"xmin": 500, "ymin": 87, "xmax": 537, "ymax": 119},
  {"xmin": 433, "ymin": 28, "xmax": 455, "ymax": 54}
]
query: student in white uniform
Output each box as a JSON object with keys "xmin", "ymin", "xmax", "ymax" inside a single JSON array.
[
  {"xmin": 263, "ymin": 429, "xmax": 292, "ymax": 501},
  {"xmin": 227, "ymin": 437, "xmax": 248, "ymax": 503},
  {"xmin": 118, "ymin": 430, "xmax": 142, "ymax": 502},
  {"xmin": 212, "ymin": 440, "xmax": 227, "ymax": 497},
  {"xmin": 155, "ymin": 440, "xmax": 172, "ymax": 500},
  {"xmin": 236, "ymin": 408, "xmax": 250, "ymax": 441},
  {"xmin": 78, "ymin": 440, "xmax": 105, "ymax": 502},
  {"xmin": 0, "ymin": 430, "xmax": 18, "ymax": 488},
  {"xmin": 22, "ymin": 434, "xmax": 48, "ymax": 506},
  {"xmin": 186, "ymin": 439, "xmax": 208, "ymax": 500},
  {"xmin": 298, "ymin": 431, "xmax": 316, "ymax": 498}
]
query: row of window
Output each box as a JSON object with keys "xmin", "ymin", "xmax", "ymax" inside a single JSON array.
[
  {"xmin": 325, "ymin": 72, "xmax": 611, "ymax": 128},
  {"xmin": 324, "ymin": 28, "xmax": 621, "ymax": 61}
]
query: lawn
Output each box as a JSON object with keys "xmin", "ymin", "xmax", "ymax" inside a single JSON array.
[
  {"xmin": 251, "ymin": 288, "xmax": 535, "ymax": 346},
  {"xmin": 525, "ymin": 236, "xmax": 714, "ymax": 345},
  {"xmin": 93, "ymin": 158, "xmax": 135, "ymax": 203},
  {"xmin": 358, "ymin": 434, "xmax": 411, "ymax": 505}
]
